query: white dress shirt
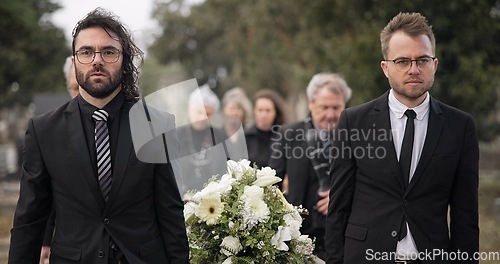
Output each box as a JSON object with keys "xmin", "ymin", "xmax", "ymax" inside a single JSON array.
[{"xmin": 388, "ymin": 89, "xmax": 430, "ymax": 259}]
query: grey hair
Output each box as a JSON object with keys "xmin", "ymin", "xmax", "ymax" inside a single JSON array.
[
  {"xmin": 222, "ymin": 87, "xmax": 253, "ymax": 127},
  {"xmin": 188, "ymin": 84, "xmax": 220, "ymax": 112},
  {"xmin": 306, "ymin": 73, "xmax": 352, "ymax": 102},
  {"xmin": 63, "ymin": 56, "xmax": 72, "ymax": 78}
]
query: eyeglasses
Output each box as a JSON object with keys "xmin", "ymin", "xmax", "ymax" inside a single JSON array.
[
  {"xmin": 75, "ymin": 48, "xmax": 122, "ymax": 64},
  {"xmin": 384, "ymin": 57, "xmax": 436, "ymax": 72}
]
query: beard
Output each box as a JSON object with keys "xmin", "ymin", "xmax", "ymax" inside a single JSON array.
[
  {"xmin": 77, "ymin": 67, "xmax": 121, "ymax": 99},
  {"xmin": 388, "ymin": 74, "xmax": 434, "ymax": 100}
]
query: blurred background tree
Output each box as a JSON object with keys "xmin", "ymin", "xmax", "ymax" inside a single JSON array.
[
  {"xmin": 149, "ymin": 0, "xmax": 500, "ymax": 141},
  {"xmin": 0, "ymin": 0, "xmax": 69, "ymax": 107},
  {"xmin": 0, "ymin": 0, "xmax": 498, "ymax": 139}
]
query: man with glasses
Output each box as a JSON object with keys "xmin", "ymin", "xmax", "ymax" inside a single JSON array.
[
  {"xmin": 326, "ymin": 12, "xmax": 479, "ymax": 263},
  {"xmin": 9, "ymin": 8, "xmax": 188, "ymax": 263}
]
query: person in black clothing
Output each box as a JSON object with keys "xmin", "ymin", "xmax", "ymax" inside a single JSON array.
[
  {"xmin": 268, "ymin": 73, "xmax": 352, "ymax": 261},
  {"xmin": 40, "ymin": 55, "xmax": 80, "ymax": 264},
  {"xmin": 245, "ymin": 89, "xmax": 288, "ymax": 168},
  {"xmin": 176, "ymin": 85, "xmax": 228, "ymax": 198}
]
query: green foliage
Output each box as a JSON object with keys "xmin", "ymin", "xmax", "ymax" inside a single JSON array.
[
  {"xmin": 150, "ymin": 0, "xmax": 500, "ymax": 140},
  {"xmin": 0, "ymin": 0, "xmax": 69, "ymax": 106},
  {"xmin": 184, "ymin": 160, "xmax": 315, "ymax": 263}
]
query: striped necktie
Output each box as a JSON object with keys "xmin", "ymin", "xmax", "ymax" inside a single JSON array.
[{"xmin": 93, "ymin": 109, "xmax": 112, "ymax": 202}]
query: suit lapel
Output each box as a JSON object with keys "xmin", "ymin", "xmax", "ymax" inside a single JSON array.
[
  {"xmin": 65, "ymin": 99, "xmax": 106, "ymax": 211},
  {"xmin": 106, "ymin": 101, "xmax": 133, "ymax": 208},
  {"xmin": 372, "ymin": 92, "xmax": 404, "ymax": 190},
  {"xmin": 406, "ymin": 97, "xmax": 444, "ymax": 194}
]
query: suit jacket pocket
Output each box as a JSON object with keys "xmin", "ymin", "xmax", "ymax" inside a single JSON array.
[
  {"xmin": 345, "ymin": 223, "xmax": 368, "ymax": 241},
  {"xmin": 51, "ymin": 241, "xmax": 82, "ymax": 261},
  {"xmin": 139, "ymin": 235, "xmax": 165, "ymax": 257}
]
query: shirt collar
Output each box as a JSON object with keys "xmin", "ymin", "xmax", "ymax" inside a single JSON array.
[
  {"xmin": 388, "ymin": 89, "xmax": 430, "ymax": 121},
  {"xmin": 77, "ymin": 91, "xmax": 125, "ymax": 121}
]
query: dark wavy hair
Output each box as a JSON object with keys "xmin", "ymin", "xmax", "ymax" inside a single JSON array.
[
  {"xmin": 71, "ymin": 8, "xmax": 144, "ymax": 101},
  {"xmin": 253, "ymin": 89, "xmax": 289, "ymax": 126}
]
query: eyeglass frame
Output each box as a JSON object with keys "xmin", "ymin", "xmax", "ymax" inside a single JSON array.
[
  {"xmin": 383, "ymin": 56, "xmax": 436, "ymax": 72},
  {"xmin": 74, "ymin": 47, "xmax": 122, "ymax": 64}
]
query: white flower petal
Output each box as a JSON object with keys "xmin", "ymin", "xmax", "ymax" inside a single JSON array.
[
  {"xmin": 252, "ymin": 175, "xmax": 281, "ymax": 187},
  {"xmin": 220, "ymin": 236, "xmax": 242, "ymax": 256}
]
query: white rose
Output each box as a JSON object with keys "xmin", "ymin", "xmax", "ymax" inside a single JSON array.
[
  {"xmin": 256, "ymin": 166, "xmax": 276, "ymax": 178},
  {"xmin": 218, "ymin": 173, "xmax": 236, "ymax": 194},
  {"xmin": 241, "ymin": 185, "xmax": 264, "ymax": 201}
]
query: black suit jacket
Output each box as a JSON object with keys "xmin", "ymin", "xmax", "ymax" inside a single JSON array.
[
  {"xmin": 268, "ymin": 119, "xmax": 326, "ymax": 245},
  {"xmin": 9, "ymin": 98, "xmax": 189, "ymax": 263},
  {"xmin": 326, "ymin": 91, "xmax": 479, "ymax": 263}
]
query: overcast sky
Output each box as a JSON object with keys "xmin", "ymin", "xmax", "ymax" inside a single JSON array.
[{"xmin": 51, "ymin": 0, "xmax": 160, "ymax": 52}]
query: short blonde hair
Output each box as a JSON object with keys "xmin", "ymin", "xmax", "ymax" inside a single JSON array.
[{"xmin": 380, "ymin": 12, "xmax": 436, "ymax": 59}]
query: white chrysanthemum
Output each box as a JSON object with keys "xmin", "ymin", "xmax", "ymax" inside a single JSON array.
[
  {"xmin": 222, "ymin": 257, "xmax": 232, "ymax": 264},
  {"xmin": 283, "ymin": 213, "xmax": 302, "ymax": 239},
  {"xmin": 195, "ymin": 192, "xmax": 225, "ymax": 225},
  {"xmin": 241, "ymin": 199, "xmax": 270, "ymax": 229},
  {"xmin": 220, "ymin": 236, "xmax": 243, "ymax": 256},
  {"xmin": 241, "ymin": 185, "xmax": 264, "ymax": 202},
  {"xmin": 184, "ymin": 201, "xmax": 197, "ymax": 219},
  {"xmin": 271, "ymin": 226, "xmax": 292, "ymax": 251}
]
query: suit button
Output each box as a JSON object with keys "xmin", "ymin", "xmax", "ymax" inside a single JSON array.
[
  {"xmin": 391, "ymin": 230, "xmax": 398, "ymax": 237},
  {"xmin": 98, "ymin": 250, "xmax": 105, "ymax": 258},
  {"xmin": 103, "ymin": 218, "xmax": 110, "ymax": 225},
  {"xmin": 402, "ymin": 200, "xmax": 408, "ymax": 206}
]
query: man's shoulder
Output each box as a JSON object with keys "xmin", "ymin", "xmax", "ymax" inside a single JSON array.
[
  {"xmin": 32, "ymin": 100, "xmax": 73, "ymax": 124},
  {"xmin": 279, "ymin": 120, "xmax": 307, "ymax": 131}
]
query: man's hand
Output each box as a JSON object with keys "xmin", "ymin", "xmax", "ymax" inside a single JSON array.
[
  {"xmin": 316, "ymin": 190, "xmax": 330, "ymax": 215},
  {"xmin": 40, "ymin": 246, "xmax": 51, "ymax": 264}
]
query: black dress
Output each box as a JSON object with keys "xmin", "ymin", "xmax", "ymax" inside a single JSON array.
[{"xmin": 244, "ymin": 125, "xmax": 277, "ymax": 168}]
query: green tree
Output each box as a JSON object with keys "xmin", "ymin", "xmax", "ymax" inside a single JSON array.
[
  {"xmin": 0, "ymin": 0, "xmax": 69, "ymax": 106},
  {"xmin": 150, "ymin": 0, "xmax": 500, "ymax": 140}
]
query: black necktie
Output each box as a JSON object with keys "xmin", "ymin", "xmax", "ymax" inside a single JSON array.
[
  {"xmin": 399, "ymin": 109, "xmax": 416, "ymax": 189},
  {"xmin": 398, "ymin": 109, "xmax": 416, "ymax": 241},
  {"xmin": 93, "ymin": 109, "xmax": 112, "ymax": 202}
]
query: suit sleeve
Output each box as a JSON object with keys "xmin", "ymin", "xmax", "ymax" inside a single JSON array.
[
  {"xmin": 326, "ymin": 110, "xmax": 356, "ymax": 264},
  {"xmin": 9, "ymin": 118, "xmax": 52, "ymax": 263},
  {"xmin": 155, "ymin": 114, "xmax": 189, "ymax": 263},
  {"xmin": 449, "ymin": 115, "xmax": 479, "ymax": 262},
  {"xmin": 42, "ymin": 209, "xmax": 55, "ymax": 246}
]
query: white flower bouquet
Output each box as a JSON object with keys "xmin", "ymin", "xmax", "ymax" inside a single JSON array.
[{"xmin": 184, "ymin": 159, "xmax": 316, "ymax": 263}]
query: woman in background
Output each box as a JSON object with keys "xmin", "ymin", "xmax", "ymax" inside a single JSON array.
[
  {"xmin": 245, "ymin": 89, "xmax": 288, "ymax": 168},
  {"xmin": 220, "ymin": 87, "xmax": 253, "ymax": 161}
]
